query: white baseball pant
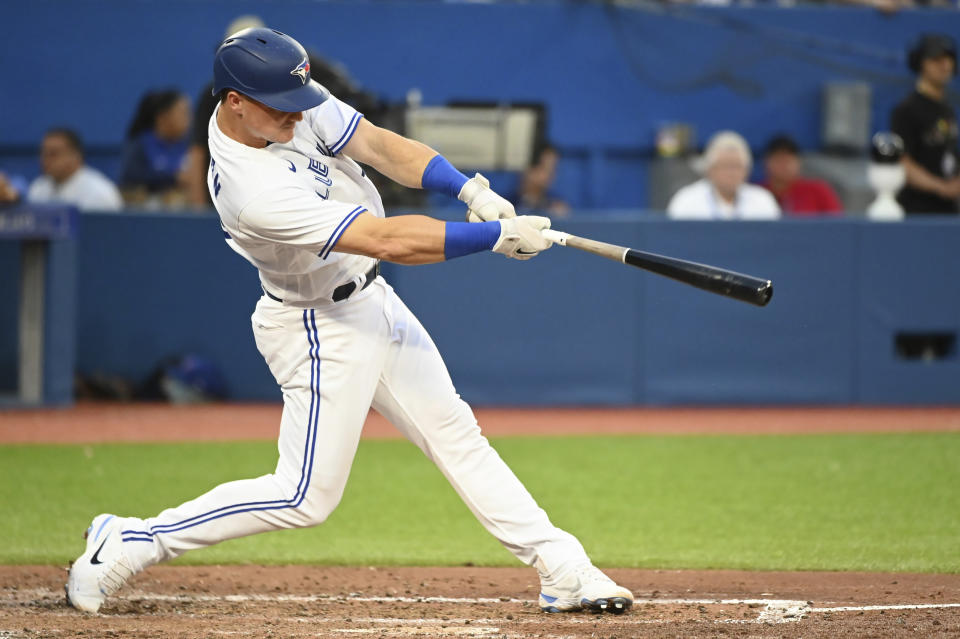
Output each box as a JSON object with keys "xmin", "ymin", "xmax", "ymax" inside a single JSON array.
[{"xmin": 122, "ymin": 278, "xmax": 588, "ymax": 577}]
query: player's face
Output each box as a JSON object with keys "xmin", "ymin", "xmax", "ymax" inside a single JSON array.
[{"xmin": 241, "ymin": 97, "xmax": 303, "ymax": 144}]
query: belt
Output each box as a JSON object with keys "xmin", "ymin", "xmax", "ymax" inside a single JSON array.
[{"xmin": 263, "ymin": 262, "xmax": 380, "ymax": 304}]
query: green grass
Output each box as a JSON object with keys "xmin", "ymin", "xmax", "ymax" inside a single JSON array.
[{"xmin": 2, "ymin": 433, "xmax": 958, "ymax": 572}]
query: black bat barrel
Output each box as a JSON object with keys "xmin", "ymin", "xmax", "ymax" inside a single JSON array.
[{"xmin": 624, "ymin": 249, "xmax": 773, "ymax": 307}]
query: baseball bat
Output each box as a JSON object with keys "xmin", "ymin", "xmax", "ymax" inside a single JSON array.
[{"xmin": 540, "ymin": 229, "xmax": 773, "ymax": 307}]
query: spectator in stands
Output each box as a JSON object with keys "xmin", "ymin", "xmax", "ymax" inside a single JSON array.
[
  {"xmin": 760, "ymin": 134, "xmax": 843, "ymax": 216},
  {"xmin": 891, "ymin": 33, "xmax": 960, "ymax": 215},
  {"xmin": 667, "ymin": 131, "xmax": 780, "ymax": 220},
  {"xmin": 511, "ymin": 143, "xmax": 570, "ymax": 217},
  {"xmin": 26, "ymin": 128, "xmax": 122, "ymax": 211},
  {"xmin": 119, "ymin": 89, "xmax": 192, "ymax": 208},
  {"xmin": 183, "ymin": 15, "xmax": 388, "ymax": 209}
]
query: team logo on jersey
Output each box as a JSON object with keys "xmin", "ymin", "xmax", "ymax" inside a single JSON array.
[{"xmin": 291, "ymin": 58, "xmax": 310, "ymax": 84}]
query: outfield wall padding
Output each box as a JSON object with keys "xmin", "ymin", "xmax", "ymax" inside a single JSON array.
[{"xmin": 2, "ymin": 214, "xmax": 956, "ymax": 405}]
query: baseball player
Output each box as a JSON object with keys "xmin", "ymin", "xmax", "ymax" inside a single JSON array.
[{"xmin": 66, "ymin": 28, "xmax": 633, "ymax": 616}]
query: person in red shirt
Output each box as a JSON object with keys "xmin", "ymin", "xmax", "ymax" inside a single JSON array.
[{"xmin": 761, "ymin": 134, "xmax": 844, "ymax": 216}]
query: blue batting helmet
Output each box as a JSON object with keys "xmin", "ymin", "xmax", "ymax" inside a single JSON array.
[{"xmin": 212, "ymin": 28, "xmax": 328, "ymax": 112}]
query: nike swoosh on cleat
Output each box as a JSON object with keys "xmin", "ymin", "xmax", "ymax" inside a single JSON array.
[
  {"xmin": 90, "ymin": 537, "xmax": 109, "ymax": 565},
  {"xmin": 516, "ymin": 249, "xmax": 538, "ymax": 255}
]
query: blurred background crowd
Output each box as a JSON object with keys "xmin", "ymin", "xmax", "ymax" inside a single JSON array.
[{"xmin": 1, "ymin": 2, "xmax": 957, "ymax": 222}]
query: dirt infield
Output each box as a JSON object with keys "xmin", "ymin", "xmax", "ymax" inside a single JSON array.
[
  {"xmin": 2, "ymin": 404, "xmax": 959, "ymax": 444},
  {"xmin": 2, "ymin": 565, "xmax": 959, "ymax": 638}
]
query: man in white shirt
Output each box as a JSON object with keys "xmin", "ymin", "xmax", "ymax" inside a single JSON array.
[
  {"xmin": 65, "ymin": 27, "xmax": 633, "ymax": 618},
  {"xmin": 667, "ymin": 130, "xmax": 780, "ymax": 220},
  {"xmin": 27, "ymin": 128, "xmax": 123, "ymax": 212}
]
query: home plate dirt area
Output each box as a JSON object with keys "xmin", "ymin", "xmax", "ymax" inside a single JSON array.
[{"xmin": 2, "ymin": 566, "xmax": 959, "ymax": 639}]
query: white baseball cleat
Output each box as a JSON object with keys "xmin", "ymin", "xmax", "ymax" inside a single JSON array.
[
  {"xmin": 539, "ymin": 563, "xmax": 633, "ymax": 614},
  {"xmin": 65, "ymin": 514, "xmax": 138, "ymax": 613}
]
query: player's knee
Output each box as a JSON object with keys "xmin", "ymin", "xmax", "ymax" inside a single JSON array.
[{"xmin": 289, "ymin": 486, "xmax": 346, "ymax": 527}]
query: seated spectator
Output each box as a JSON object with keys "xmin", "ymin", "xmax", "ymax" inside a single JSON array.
[
  {"xmin": 761, "ymin": 134, "xmax": 843, "ymax": 216},
  {"xmin": 510, "ymin": 144, "xmax": 570, "ymax": 217},
  {"xmin": 667, "ymin": 131, "xmax": 780, "ymax": 220},
  {"xmin": 119, "ymin": 89, "xmax": 192, "ymax": 208},
  {"xmin": 26, "ymin": 128, "xmax": 122, "ymax": 211}
]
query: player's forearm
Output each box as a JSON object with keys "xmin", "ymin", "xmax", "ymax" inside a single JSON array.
[
  {"xmin": 335, "ymin": 214, "xmax": 442, "ymax": 264},
  {"xmin": 345, "ymin": 120, "xmax": 437, "ymax": 189},
  {"xmin": 374, "ymin": 133, "xmax": 438, "ymax": 189},
  {"xmin": 903, "ymin": 156, "xmax": 950, "ymax": 196},
  {"xmin": 335, "ymin": 213, "xmax": 505, "ymax": 265},
  {"xmin": 344, "ymin": 120, "xmax": 473, "ymax": 198},
  {"xmin": 369, "ymin": 215, "xmax": 448, "ymax": 264}
]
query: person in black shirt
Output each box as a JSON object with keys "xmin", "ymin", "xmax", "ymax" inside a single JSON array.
[{"xmin": 890, "ymin": 34, "xmax": 960, "ymax": 215}]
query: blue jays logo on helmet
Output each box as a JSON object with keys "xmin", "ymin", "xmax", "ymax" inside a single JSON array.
[
  {"xmin": 291, "ymin": 58, "xmax": 310, "ymax": 85},
  {"xmin": 213, "ymin": 28, "xmax": 328, "ymax": 112}
]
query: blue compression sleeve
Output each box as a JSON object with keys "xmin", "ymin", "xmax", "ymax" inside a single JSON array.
[
  {"xmin": 444, "ymin": 221, "xmax": 501, "ymax": 260},
  {"xmin": 422, "ymin": 155, "xmax": 469, "ymax": 199}
]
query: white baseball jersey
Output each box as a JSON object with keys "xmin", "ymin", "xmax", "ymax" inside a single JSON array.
[{"xmin": 207, "ymin": 92, "xmax": 380, "ymax": 306}]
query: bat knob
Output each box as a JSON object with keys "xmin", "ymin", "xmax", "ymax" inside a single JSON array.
[
  {"xmin": 757, "ymin": 281, "xmax": 774, "ymax": 306},
  {"xmin": 540, "ymin": 228, "xmax": 569, "ymax": 246}
]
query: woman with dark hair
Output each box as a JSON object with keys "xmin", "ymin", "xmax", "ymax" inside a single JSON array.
[{"xmin": 119, "ymin": 89, "xmax": 192, "ymax": 207}]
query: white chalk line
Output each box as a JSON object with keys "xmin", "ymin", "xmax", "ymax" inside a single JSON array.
[
  {"xmin": 810, "ymin": 602, "xmax": 960, "ymax": 612},
  {"xmin": 4, "ymin": 588, "xmax": 960, "ymax": 626}
]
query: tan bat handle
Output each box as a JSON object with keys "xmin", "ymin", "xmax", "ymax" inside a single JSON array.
[{"xmin": 541, "ymin": 228, "xmax": 629, "ymax": 263}]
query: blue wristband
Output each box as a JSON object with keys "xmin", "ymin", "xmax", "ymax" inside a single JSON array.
[
  {"xmin": 444, "ymin": 221, "xmax": 501, "ymax": 260},
  {"xmin": 422, "ymin": 155, "xmax": 469, "ymax": 199}
]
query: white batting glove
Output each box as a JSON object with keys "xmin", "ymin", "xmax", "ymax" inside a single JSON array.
[
  {"xmin": 458, "ymin": 173, "xmax": 517, "ymax": 222},
  {"xmin": 493, "ymin": 216, "xmax": 553, "ymax": 260}
]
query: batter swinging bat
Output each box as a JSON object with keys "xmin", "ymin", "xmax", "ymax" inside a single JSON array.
[{"xmin": 540, "ymin": 229, "xmax": 773, "ymax": 307}]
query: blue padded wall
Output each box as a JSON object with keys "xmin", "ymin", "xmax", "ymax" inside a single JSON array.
[{"xmin": 0, "ymin": 214, "xmax": 945, "ymax": 405}]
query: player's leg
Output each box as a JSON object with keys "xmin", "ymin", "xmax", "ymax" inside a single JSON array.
[
  {"xmin": 67, "ymin": 293, "xmax": 389, "ymax": 612},
  {"xmin": 370, "ymin": 284, "xmax": 632, "ymax": 614}
]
